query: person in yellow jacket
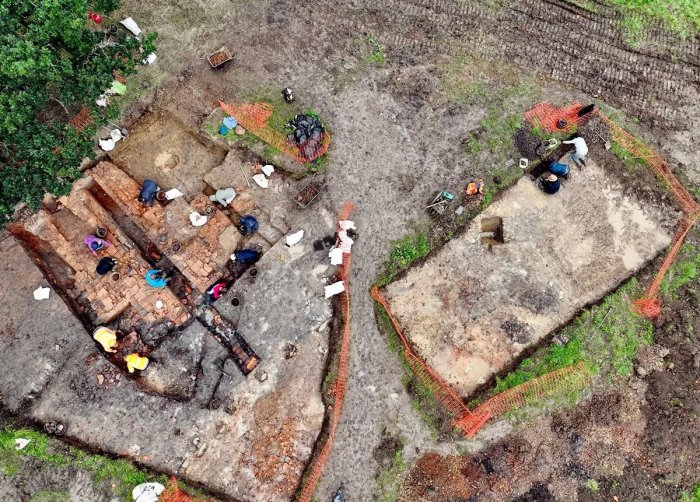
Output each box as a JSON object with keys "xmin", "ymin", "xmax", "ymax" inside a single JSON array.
[
  {"xmin": 93, "ymin": 327, "xmax": 118, "ymax": 353},
  {"xmin": 124, "ymin": 353, "xmax": 149, "ymax": 373}
]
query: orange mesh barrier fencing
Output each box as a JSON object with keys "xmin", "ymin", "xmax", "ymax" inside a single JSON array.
[
  {"xmin": 371, "ymin": 286, "xmax": 593, "ymax": 437},
  {"xmin": 594, "ymin": 110, "xmax": 699, "ymax": 318},
  {"xmin": 633, "ymin": 216, "xmax": 696, "ymax": 318},
  {"xmin": 524, "ymin": 102, "xmax": 585, "ymax": 133},
  {"xmin": 371, "ymin": 286, "xmax": 472, "ymax": 420},
  {"xmin": 160, "ymin": 477, "xmax": 214, "ymax": 502},
  {"xmin": 454, "ymin": 362, "xmax": 591, "ymax": 437},
  {"xmin": 219, "ymin": 101, "xmax": 331, "ymax": 163},
  {"xmin": 297, "ymin": 202, "xmax": 354, "ymax": 502},
  {"xmin": 596, "ymin": 112, "xmax": 699, "ymax": 217}
]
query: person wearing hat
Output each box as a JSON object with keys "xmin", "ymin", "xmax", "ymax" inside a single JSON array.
[
  {"xmin": 83, "ymin": 234, "xmax": 112, "ymax": 255},
  {"xmin": 540, "ymin": 173, "xmax": 561, "ymax": 195}
]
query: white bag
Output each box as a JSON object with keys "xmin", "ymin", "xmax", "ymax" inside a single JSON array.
[
  {"xmin": 324, "ymin": 281, "xmax": 345, "ymax": 298},
  {"xmin": 189, "ymin": 212, "xmax": 208, "ymax": 227},
  {"xmin": 120, "ymin": 17, "xmax": 142, "ymax": 36},
  {"xmin": 252, "ymin": 174, "xmax": 269, "ymax": 189}
]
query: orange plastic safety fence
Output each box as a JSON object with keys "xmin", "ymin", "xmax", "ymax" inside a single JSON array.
[
  {"xmin": 160, "ymin": 477, "xmax": 214, "ymax": 502},
  {"xmin": 632, "ymin": 216, "xmax": 696, "ymax": 318},
  {"xmin": 524, "ymin": 102, "xmax": 585, "ymax": 134},
  {"xmin": 596, "ymin": 112, "xmax": 700, "ymax": 217},
  {"xmin": 219, "ymin": 101, "xmax": 331, "ymax": 163},
  {"xmin": 371, "ymin": 286, "xmax": 472, "ymax": 421},
  {"xmin": 297, "ymin": 202, "xmax": 354, "ymax": 502},
  {"xmin": 594, "ymin": 110, "xmax": 699, "ymax": 318},
  {"xmin": 455, "ymin": 362, "xmax": 590, "ymax": 437}
]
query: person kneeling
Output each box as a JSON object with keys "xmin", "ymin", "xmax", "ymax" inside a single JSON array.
[
  {"xmin": 549, "ymin": 161, "xmax": 570, "ymax": 178},
  {"xmin": 540, "ymin": 173, "xmax": 561, "ymax": 195}
]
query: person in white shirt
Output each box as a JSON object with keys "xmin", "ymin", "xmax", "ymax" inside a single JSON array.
[
  {"xmin": 209, "ymin": 187, "xmax": 236, "ymax": 206},
  {"xmin": 562, "ymin": 136, "xmax": 588, "ymax": 166}
]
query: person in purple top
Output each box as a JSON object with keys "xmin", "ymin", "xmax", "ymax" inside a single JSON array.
[{"xmin": 83, "ymin": 234, "xmax": 112, "ymax": 255}]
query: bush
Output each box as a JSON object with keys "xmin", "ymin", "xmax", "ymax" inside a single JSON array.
[{"xmin": 0, "ymin": 0, "xmax": 156, "ymax": 220}]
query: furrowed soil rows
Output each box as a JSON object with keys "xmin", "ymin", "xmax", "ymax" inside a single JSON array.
[{"xmin": 283, "ymin": 0, "xmax": 699, "ymax": 128}]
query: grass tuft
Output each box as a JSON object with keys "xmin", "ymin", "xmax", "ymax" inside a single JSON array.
[
  {"xmin": 376, "ymin": 441, "xmax": 406, "ymax": 502},
  {"xmin": 660, "ymin": 242, "xmax": 699, "ymax": 299},
  {"xmin": 364, "ymin": 36, "xmax": 386, "ymax": 64},
  {"xmin": 680, "ymin": 483, "xmax": 700, "ymax": 502}
]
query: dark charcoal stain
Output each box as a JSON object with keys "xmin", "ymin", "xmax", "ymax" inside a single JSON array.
[
  {"xmin": 510, "ymin": 483, "xmax": 555, "ymax": 502},
  {"xmin": 517, "ymin": 287, "xmax": 557, "ymax": 314},
  {"xmin": 372, "ymin": 435, "xmax": 403, "ymax": 471},
  {"xmin": 501, "ymin": 319, "xmax": 531, "ymax": 344}
]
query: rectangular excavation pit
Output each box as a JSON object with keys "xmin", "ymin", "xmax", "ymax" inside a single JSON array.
[
  {"xmin": 111, "ymin": 109, "xmax": 227, "ymax": 199},
  {"xmin": 384, "ymin": 159, "xmax": 678, "ymax": 397}
]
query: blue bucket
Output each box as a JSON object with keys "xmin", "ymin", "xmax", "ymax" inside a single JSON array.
[{"xmin": 219, "ymin": 124, "xmax": 229, "ymax": 135}]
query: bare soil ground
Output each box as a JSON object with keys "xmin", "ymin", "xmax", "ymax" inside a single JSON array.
[
  {"xmin": 384, "ymin": 158, "xmax": 676, "ymax": 396},
  {"xmin": 2, "ymin": 0, "xmax": 699, "ymax": 500},
  {"xmin": 401, "ymin": 249, "xmax": 700, "ymax": 501}
]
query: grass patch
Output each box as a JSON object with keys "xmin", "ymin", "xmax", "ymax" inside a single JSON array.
[
  {"xmin": 585, "ymin": 479, "xmax": 600, "ymax": 492},
  {"xmin": 607, "ymin": 0, "xmax": 700, "ymax": 45},
  {"xmin": 364, "ymin": 36, "xmax": 386, "ymax": 64},
  {"xmin": 610, "ymin": 140, "xmax": 648, "ymax": 170},
  {"xmin": 217, "ymin": 90, "xmax": 331, "ymax": 172},
  {"xmin": 390, "ymin": 233, "xmax": 430, "ymax": 268},
  {"xmin": 376, "ymin": 440, "xmax": 406, "ymax": 502},
  {"xmin": 442, "ymin": 50, "xmax": 539, "ymax": 160},
  {"xmin": 0, "ymin": 427, "xmax": 165, "ymax": 499},
  {"xmin": 660, "ymin": 242, "xmax": 700, "ymax": 299},
  {"xmin": 376, "ymin": 232, "xmax": 431, "ymax": 286},
  {"xmin": 680, "ymin": 484, "xmax": 700, "ymax": 502},
  {"xmin": 239, "ymin": 87, "xmax": 297, "ymax": 134},
  {"xmin": 491, "ymin": 279, "xmax": 653, "ymax": 397},
  {"xmin": 28, "ymin": 491, "xmax": 71, "ymax": 502},
  {"xmin": 571, "ymin": 0, "xmax": 598, "ymax": 12}
]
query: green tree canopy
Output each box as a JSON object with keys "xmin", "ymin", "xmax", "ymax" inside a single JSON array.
[{"xmin": 0, "ymin": 0, "xmax": 155, "ymax": 219}]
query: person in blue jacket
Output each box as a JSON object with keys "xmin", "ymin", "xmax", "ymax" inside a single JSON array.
[
  {"xmin": 231, "ymin": 249, "xmax": 262, "ymax": 264},
  {"xmin": 139, "ymin": 179, "xmax": 158, "ymax": 207},
  {"xmin": 145, "ymin": 269, "xmax": 171, "ymax": 288},
  {"xmin": 238, "ymin": 215, "xmax": 259, "ymax": 235},
  {"xmin": 549, "ymin": 161, "xmax": 570, "ymax": 178}
]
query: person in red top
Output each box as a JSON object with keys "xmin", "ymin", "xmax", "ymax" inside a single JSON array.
[{"xmin": 204, "ymin": 281, "xmax": 228, "ymax": 305}]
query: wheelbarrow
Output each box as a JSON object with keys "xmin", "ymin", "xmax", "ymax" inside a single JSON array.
[
  {"xmin": 207, "ymin": 46, "xmax": 234, "ymax": 68},
  {"xmin": 295, "ymin": 182, "xmax": 326, "ymax": 209},
  {"xmin": 427, "ymin": 190, "xmax": 455, "ymax": 217}
]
